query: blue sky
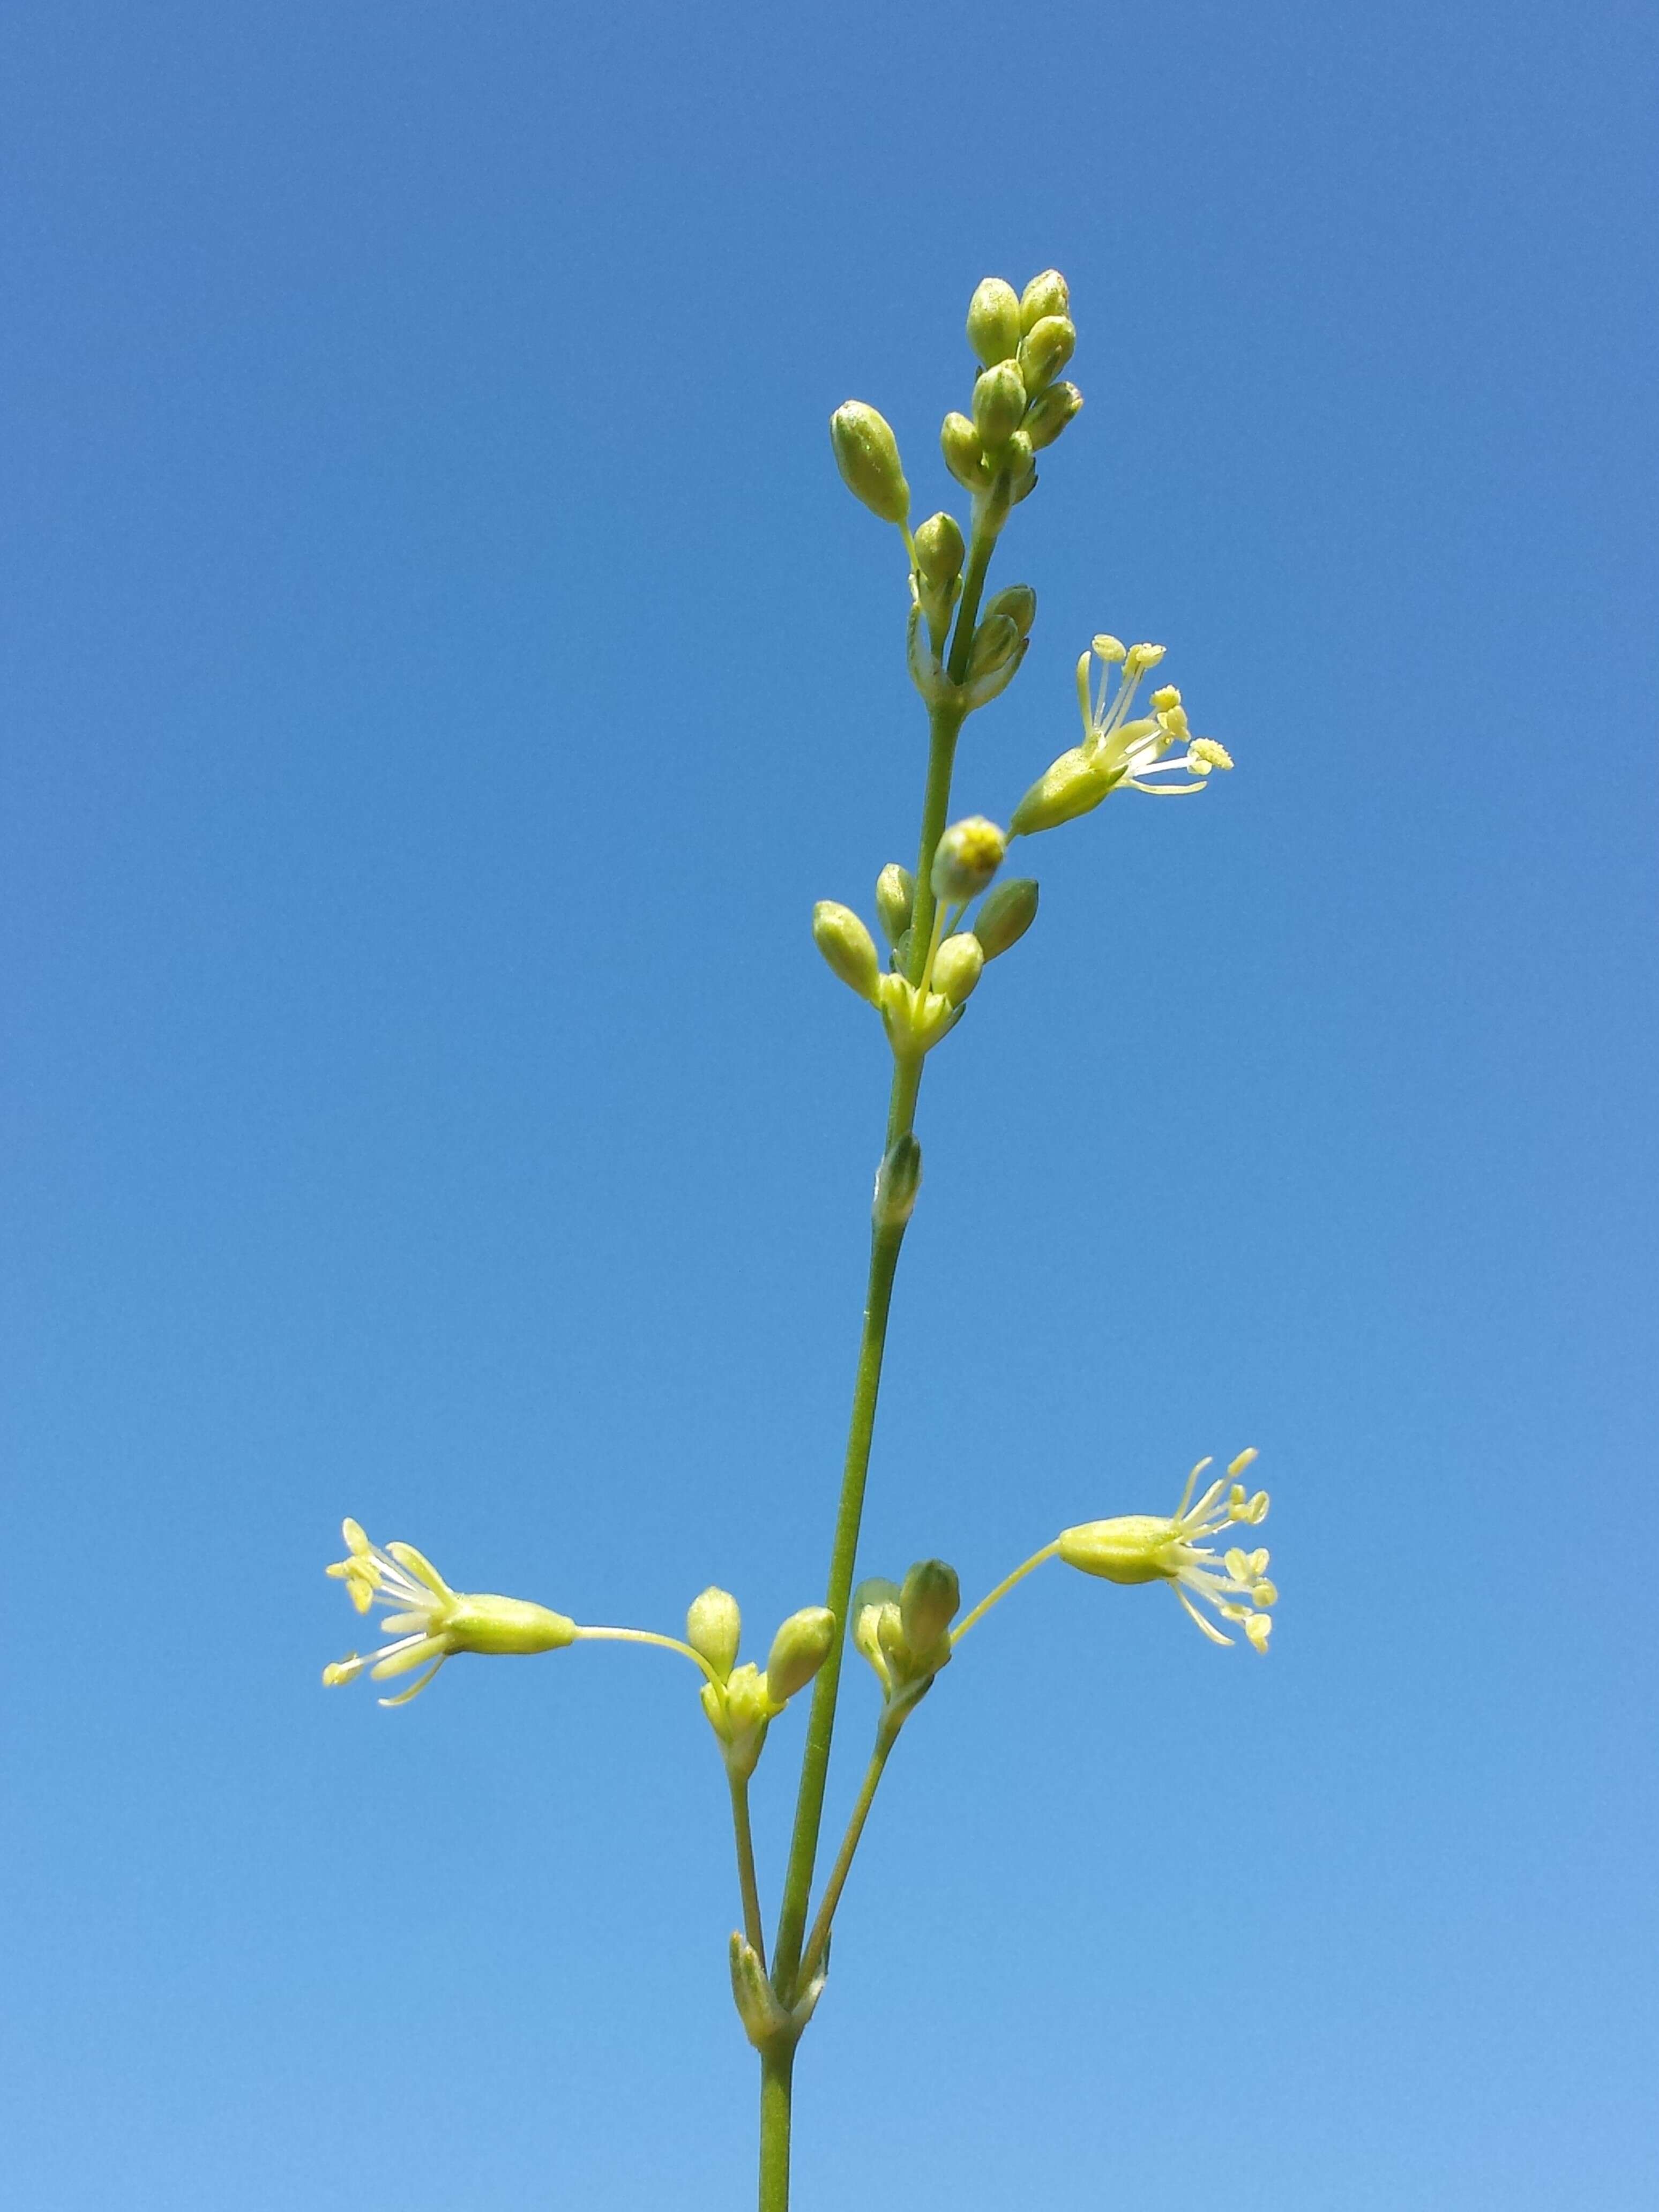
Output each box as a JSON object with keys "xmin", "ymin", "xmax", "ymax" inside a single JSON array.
[{"xmin": 3, "ymin": 3, "xmax": 1655, "ymax": 2207}]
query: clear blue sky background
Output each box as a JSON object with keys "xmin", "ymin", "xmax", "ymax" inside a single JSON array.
[{"xmin": 3, "ymin": 4, "xmax": 1655, "ymax": 2207}]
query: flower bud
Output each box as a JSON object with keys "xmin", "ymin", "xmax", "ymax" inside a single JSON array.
[
  {"xmin": 930, "ymin": 816, "xmax": 1007, "ymax": 902},
  {"xmin": 966, "ymin": 612, "xmax": 1020, "ymax": 681},
  {"xmin": 1017, "ymin": 314, "xmax": 1075, "ymax": 395},
  {"xmin": 980, "ymin": 584, "xmax": 1036, "ymax": 639},
  {"xmin": 1023, "ymin": 380, "xmax": 1083, "ymax": 451},
  {"xmin": 875, "ymin": 863, "xmax": 915, "ymax": 947},
  {"xmin": 1009, "ymin": 746, "xmax": 1114, "ymax": 835},
  {"xmin": 973, "ymin": 877, "xmax": 1039, "ymax": 959},
  {"xmin": 913, "ymin": 510, "xmax": 965, "ymax": 589},
  {"xmin": 941, "ymin": 410, "xmax": 991, "ymax": 490},
  {"xmin": 765, "ymin": 1605, "xmax": 837, "ymax": 1705},
  {"xmin": 812, "ymin": 901, "xmax": 881, "ymax": 1003},
  {"xmin": 872, "ymin": 1131, "xmax": 923, "ymax": 1228},
  {"xmin": 1020, "ymin": 268, "xmax": 1070, "ymax": 333},
  {"xmin": 900, "ymin": 1558, "xmax": 960, "ymax": 1666},
  {"xmin": 931, "ymin": 932, "xmax": 984, "ymax": 1006},
  {"xmin": 686, "ymin": 1586, "xmax": 742, "ymax": 1680},
  {"xmin": 851, "ymin": 1577, "xmax": 902, "ymax": 1691},
  {"xmin": 967, "ymin": 276, "xmax": 1023, "ymax": 367},
  {"xmin": 972, "ymin": 361, "xmax": 1027, "ymax": 450},
  {"xmin": 829, "ymin": 401, "xmax": 910, "ymax": 527},
  {"xmin": 1004, "ymin": 430, "xmax": 1036, "ymax": 497}
]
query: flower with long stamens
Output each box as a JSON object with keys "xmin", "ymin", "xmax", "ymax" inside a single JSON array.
[
  {"xmin": 1010, "ymin": 634, "xmax": 1235, "ymax": 836},
  {"xmin": 1078, "ymin": 637, "xmax": 1234, "ymax": 796},
  {"xmin": 1056, "ymin": 1450, "xmax": 1277, "ymax": 1652},
  {"xmin": 323, "ymin": 1519, "xmax": 577, "ymax": 1706}
]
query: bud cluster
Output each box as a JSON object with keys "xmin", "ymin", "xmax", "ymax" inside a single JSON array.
[
  {"xmin": 811, "ymin": 816, "xmax": 1043, "ymax": 1075},
  {"xmin": 945, "ymin": 270, "xmax": 1082, "ymax": 512},
  {"xmin": 851, "ymin": 1558, "xmax": 962, "ymax": 1725},
  {"xmin": 688, "ymin": 1586, "xmax": 837, "ymax": 1780}
]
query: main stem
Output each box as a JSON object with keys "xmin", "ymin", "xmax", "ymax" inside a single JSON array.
[{"xmin": 757, "ymin": 511, "xmax": 1003, "ymax": 2212}]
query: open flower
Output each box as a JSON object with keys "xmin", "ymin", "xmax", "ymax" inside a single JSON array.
[
  {"xmin": 324, "ymin": 1519, "xmax": 576, "ymax": 1706},
  {"xmin": 1079, "ymin": 636, "xmax": 1234, "ymax": 796},
  {"xmin": 1056, "ymin": 1451, "xmax": 1277, "ymax": 1652}
]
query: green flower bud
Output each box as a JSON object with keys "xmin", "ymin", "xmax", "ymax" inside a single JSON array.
[
  {"xmin": 1023, "ymin": 379, "xmax": 1083, "ymax": 451},
  {"xmin": 686, "ymin": 1586, "xmax": 741, "ymax": 1680},
  {"xmin": 931, "ymin": 932, "xmax": 984, "ymax": 1006},
  {"xmin": 875, "ymin": 863, "xmax": 916, "ymax": 947},
  {"xmin": 765, "ymin": 1605, "xmax": 836, "ymax": 1705},
  {"xmin": 941, "ymin": 410, "xmax": 991, "ymax": 491},
  {"xmin": 1020, "ymin": 268, "xmax": 1070, "ymax": 333},
  {"xmin": 709, "ymin": 1660, "xmax": 774, "ymax": 1780},
  {"xmin": 1009, "ymin": 746, "xmax": 1115, "ymax": 835},
  {"xmin": 1005, "ymin": 429, "xmax": 1037, "ymax": 498},
  {"xmin": 872, "ymin": 1131, "xmax": 923, "ymax": 1228},
  {"xmin": 829, "ymin": 401, "xmax": 911, "ymax": 527},
  {"xmin": 913, "ymin": 510, "xmax": 965, "ymax": 588},
  {"xmin": 973, "ymin": 876, "xmax": 1039, "ymax": 959},
  {"xmin": 900, "ymin": 1558, "xmax": 960, "ymax": 1667},
  {"xmin": 812, "ymin": 901, "xmax": 881, "ymax": 1003},
  {"xmin": 930, "ymin": 816, "xmax": 1007, "ymax": 902},
  {"xmin": 967, "ymin": 612, "xmax": 1020, "ymax": 682},
  {"xmin": 1017, "ymin": 314, "xmax": 1075, "ymax": 395},
  {"xmin": 890, "ymin": 924, "xmax": 914, "ymax": 975},
  {"xmin": 980, "ymin": 584, "xmax": 1036, "ymax": 639},
  {"xmin": 972, "ymin": 360, "xmax": 1027, "ymax": 450},
  {"xmin": 966, "ymin": 276, "xmax": 1023, "ymax": 368},
  {"xmin": 850, "ymin": 1578, "xmax": 901, "ymax": 1690}
]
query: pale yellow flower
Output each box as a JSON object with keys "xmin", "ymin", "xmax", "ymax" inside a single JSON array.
[
  {"xmin": 324, "ymin": 1518, "xmax": 575, "ymax": 1706},
  {"xmin": 1056, "ymin": 1451, "xmax": 1277, "ymax": 1651}
]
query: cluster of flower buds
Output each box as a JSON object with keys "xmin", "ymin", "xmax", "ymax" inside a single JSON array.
[
  {"xmin": 945, "ymin": 270, "xmax": 1082, "ymax": 511},
  {"xmin": 908, "ymin": 576, "xmax": 1038, "ymax": 716},
  {"xmin": 1011, "ymin": 634, "xmax": 1235, "ymax": 836},
  {"xmin": 686, "ymin": 1586, "xmax": 837, "ymax": 1781},
  {"xmin": 850, "ymin": 1557, "xmax": 961, "ymax": 1727},
  {"xmin": 812, "ymin": 818, "xmax": 1040, "ymax": 1071}
]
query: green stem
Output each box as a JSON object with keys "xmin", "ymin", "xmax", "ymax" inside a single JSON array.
[
  {"xmin": 760, "ymin": 509, "xmax": 1004, "ymax": 2207},
  {"xmin": 771, "ymin": 1214, "xmax": 907, "ymax": 1997},
  {"xmin": 573, "ymin": 1624, "xmax": 722, "ymax": 1687},
  {"xmin": 758, "ymin": 2046, "xmax": 795, "ymax": 2212},
  {"xmin": 798, "ymin": 1717, "xmax": 899, "ymax": 1989},
  {"xmin": 730, "ymin": 1772, "xmax": 767, "ymax": 1965}
]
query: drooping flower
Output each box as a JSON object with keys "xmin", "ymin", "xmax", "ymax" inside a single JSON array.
[
  {"xmin": 323, "ymin": 1519, "xmax": 576, "ymax": 1706},
  {"xmin": 1056, "ymin": 1450, "xmax": 1277, "ymax": 1652}
]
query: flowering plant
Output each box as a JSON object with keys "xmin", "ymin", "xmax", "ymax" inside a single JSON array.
[{"xmin": 322, "ymin": 267, "xmax": 1275, "ymax": 2210}]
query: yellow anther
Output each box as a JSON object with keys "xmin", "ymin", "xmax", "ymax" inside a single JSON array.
[
  {"xmin": 1092, "ymin": 633, "xmax": 1127, "ymax": 661},
  {"xmin": 1125, "ymin": 641, "xmax": 1166, "ymax": 671},
  {"xmin": 1245, "ymin": 1614, "xmax": 1272, "ymax": 1654},
  {"xmin": 1150, "ymin": 684, "xmax": 1182, "ymax": 711},
  {"xmin": 1191, "ymin": 738, "xmax": 1234, "ymax": 770}
]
